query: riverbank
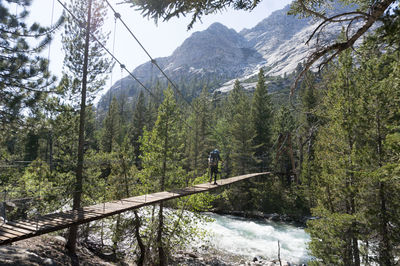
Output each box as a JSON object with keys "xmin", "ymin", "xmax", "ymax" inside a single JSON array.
[
  {"xmin": 171, "ymin": 246, "xmax": 301, "ymax": 265},
  {"xmin": 0, "ymin": 212, "xmax": 311, "ymax": 265},
  {"xmin": 0, "ymin": 234, "xmax": 307, "ymax": 266},
  {"xmin": 0, "ymin": 235, "xmax": 113, "ymax": 266}
]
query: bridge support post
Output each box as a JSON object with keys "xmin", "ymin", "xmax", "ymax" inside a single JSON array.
[{"xmin": 0, "ymin": 190, "xmax": 6, "ymax": 224}]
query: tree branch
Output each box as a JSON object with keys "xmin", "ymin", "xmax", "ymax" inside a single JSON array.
[
  {"xmin": 297, "ymin": 0, "xmax": 328, "ymax": 20},
  {"xmin": 291, "ymin": 0, "xmax": 395, "ymax": 95},
  {"xmin": 306, "ymin": 12, "xmax": 369, "ymax": 46}
]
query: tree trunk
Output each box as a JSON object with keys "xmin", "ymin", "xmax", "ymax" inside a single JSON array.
[
  {"xmin": 157, "ymin": 202, "xmax": 165, "ymax": 265},
  {"xmin": 379, "ymin": 180, "xmax": 392, "ymax": 265},
  {"xmin": 287, "ymin": 134, "xmax": 297, "ymax": 184},
  {"xmin": 134, "ymin": 210, "xmax": 145, "ymax": 266},
  {"xmin": 112, "ymin": 214, "xmax": 121, "ymax": 255},
  {"xmin": 157, "ymin": 118, "xmax": 169, "ymax": 265},
  {"xmin": 49, "ymin": 131, "xmax": 53, "ymax": 172},
  {"xmin": 194, "ymin": 121, "xmax": 199, "ymax": 174},
  {"xmin": 376, "ymin": 113, "xmax": 392, "ymax": 265},
  {"xmin": 66, "ymin": 0, "xmax": 92, "ymax": 254}
]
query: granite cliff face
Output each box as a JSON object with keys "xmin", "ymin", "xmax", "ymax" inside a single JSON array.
[
  {"xmin": 167, "ymin": 23, "xmax": 262, "ymax": 73},
  {"xmin": 98, "ymin": 4, "xmax": 347, "ymax": 108}
]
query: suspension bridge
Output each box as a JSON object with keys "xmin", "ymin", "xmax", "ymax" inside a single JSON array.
[
  {"xmin": 0, "ymin": 172, "xmax": 269, "ymax": 246},
  {"xmin": 0, "ymin": 0, "xmax": 273, "ymax": 248}
]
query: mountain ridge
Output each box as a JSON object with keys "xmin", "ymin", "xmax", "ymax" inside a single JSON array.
[{"xmin": 98, "ymin": 3, "xmax": 353, "ymax": 110}]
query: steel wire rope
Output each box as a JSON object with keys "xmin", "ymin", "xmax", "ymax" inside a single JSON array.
[
  {"xmin": 55, "ymin": 1, "xmax": 152, "ymax": 211},
  {"xmin": 52, "ymin": 2, "xmax": 264, "ymax": 216},
  {"xmin": 102, "ymin": 0, "xmax": 208, "ymax": 123},
  {"xmin": 57, "ymin": 0, "xmax": 189, "ymax": 211},
  {"xmin": 56, "ymin": 0, "xmax": 193, "ymax": 131},
  {"xmin": 102, "ymin": 0, "xmax": 192, "ymax": 107},
  {"xmin": 109, "ymin": 13, "xmax": 118, "ymax": 92},
  {"xmin": 47, "ymin": 0, "xmax": 56, "ymax": 70},
  {"xmin": 34, "ymin": 1, "xmax": 57, "ymax": 229},
  {"xmin": 101, "ymin": 14, "xmax": 119, "ymax": 237},
  {"xmin": 56, "ymin": 1, "xmax": 156, "ymax": 101},
  {"xmin": 102, "ymin": 0, "xmax": 270, "ymax": 167},
  {"xmin": 100, "ymin": 2, "xmax": 271, "ymax": 176},
  {"xmin": 101, "ymin": 2, "xmax": 269, "ymax": 164}
]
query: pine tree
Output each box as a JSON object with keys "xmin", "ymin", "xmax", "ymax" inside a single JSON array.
[
  {"xmin": 273, "ymin": 106, "xmax": 296, "ymax": 185},
  {"xmin": 299, "ymin": 71, "xmax": 321, "ymax": 205},
  {"xmin": 100, "ymin": 97, "xmax": 121, "ymax": 153},
  {"xmin": 139, "ymin": 86, "xmax": 185, "ymax": 265},
  {"xmin": 97, "ymin": 97, "xmax": 121, "ymax": 180},
  {"xmin": 230, "ymin": 92, "xmax": 256, "ymax": 175},
  {"xmin": 130, "ymin": 91, "xmax": 148, "ymax": 168},
  {"xmin": 146, "ymin": 81, "xmax": 164, "ymax": 129},
  {"xmin": 307, "ymin": 49, "xmax": 363, "ymax": 265},
  {"xmin": 24, "ymin": 131, "xmax": 40, "ymax": 162},
  {"xmin": 251, "ymin": 68, "xmax": 273, "ymax": 171},
  {"xmin": 186, "ymin": 87, "xmax": 212, "ymax": 176},
  {"xmin": 354, "ymin": 41, "xmax": 400, "ymax": 265},
  {"xmin": 226, "ymin": 80, "xmax": 243, "ymax": 119},
  {"xmin": 107, "ymin": 136, "xmax": 138, "ymax": 255},
  {"xmin": 218, "ymin": 80, "xmax": 257, "ymax": 211},
  {"xmin": 0, "ymin": 0, "xmax": 58, "ymax": 131},
  {"xmin": 223, "ymin": 80, "xmax": 248, "ymax": 175},
  {"xmin": 62, "ymin": 0, "xmax": 113, "ymax": 253},
  {"xmin": 62, "ymin": 0, "xmax": 113, "ymax": 105}
]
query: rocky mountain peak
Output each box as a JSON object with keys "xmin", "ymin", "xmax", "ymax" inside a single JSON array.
[
  {"xmin": 167, "ymin": 22, "xmax": 256, "ymax": 71},
  {"xmin": 98, "ymin": 2, "xmax": 355, "ymax": 110}
]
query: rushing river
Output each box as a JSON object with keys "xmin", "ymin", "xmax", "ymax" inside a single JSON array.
[
  {"xmin": 200, "ymin": 213, "xmax": 312, "ymax": 264},
  {"xmin": 92, "ymin": 209, "xmax": 312, "ymax": 264}
]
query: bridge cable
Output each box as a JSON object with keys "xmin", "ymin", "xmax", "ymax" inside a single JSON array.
[
  {"xmin": 54, "ymin": 1, "xmax": 194, "ymax": 214},
  {"xmin": 52, "ymin": 1, "xmax": 264, "ymax": 209},
  {"xmin": 56, "ymin": 1, "xmax": 157, "ymax": 100},
  {"xmin": 101, "ymin": 0, "xmax": 263, "ymax": 166},
  {"xmin": 103, "ymin": 0, "xmax": 200, "ymax": 114},
  {"xmin": 107, "ymin": 14, "xmax": 118, "ymax": 108},
  {"xmin": 101, "ymin": 0, "xmax": 252, "ymax": 173},
  {"xmin": 56, "ymin": 0, "xmax": 193, "ymax": 130},
  {"xmin": 46, "ymin": 0, "xmax": 56, "ymax": 74}
]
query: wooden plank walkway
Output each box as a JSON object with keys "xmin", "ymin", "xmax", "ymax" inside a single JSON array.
[{"xmin": 0, "ymin": 172, "xmax": 268, "ymax": 245}]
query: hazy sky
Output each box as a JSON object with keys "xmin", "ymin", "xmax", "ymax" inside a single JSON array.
[
  {"xmin": 30, "ymin": 0, "xmax": 291, "ymax": 74},
  {"xmin": 27, "ymin": 0, "xmax": 293, "ymax": 90}
]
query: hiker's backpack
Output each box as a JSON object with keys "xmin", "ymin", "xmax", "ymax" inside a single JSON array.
[{"xmin": 209, "ymin": 150, "xmax": 219, "ymax": 167}]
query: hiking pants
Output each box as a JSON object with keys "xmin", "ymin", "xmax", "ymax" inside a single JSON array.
[{"xmin": 210, "ymin": 165, "xmax": 218, "ymax": 183}]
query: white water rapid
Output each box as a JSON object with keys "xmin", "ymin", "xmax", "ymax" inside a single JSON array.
[{"xmin": 200, "ymin": 213, "xmax": 312, "ymax": 264}]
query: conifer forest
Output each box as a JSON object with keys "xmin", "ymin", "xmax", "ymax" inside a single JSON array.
[{"xmin": 0, "ymin": 0, "xmax": 399, "ymax": 265}]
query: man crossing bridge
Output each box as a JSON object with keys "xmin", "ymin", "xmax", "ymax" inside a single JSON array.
[{"xmin": 208, "ymin": 149, "xmax": 221, "ymax": 185}]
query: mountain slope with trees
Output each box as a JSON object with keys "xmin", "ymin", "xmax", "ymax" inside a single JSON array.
[{"xmin": 98, "ymin": 4, "xmax": 351, "ymax": 112}]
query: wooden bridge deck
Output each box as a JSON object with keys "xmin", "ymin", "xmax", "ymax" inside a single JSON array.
[{"xmin": 0, "ymin": 172, "xmax": 268, "ymax": 245}]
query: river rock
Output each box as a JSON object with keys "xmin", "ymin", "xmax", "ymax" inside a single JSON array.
[
  {"xmin": 272, "ymin": 260, "xmax": 291, "ymax": 266},
  {"xmin": 264, "ymin": 213, "xmax": 280, "ymax": 221},
  {"xmin": 187, "ymin": 252, "xmax": 198, "ymax": 258},
  {"xmin": 53, "ymin": 236, "xmax": 67, "ymax": 244},
  {"xmin": 0, "ymin": 247, "xmax": 43, "ymax": 265},
  {"xmin": 43, "ymin": 258, "xmax": 55, "ymax": 265}
]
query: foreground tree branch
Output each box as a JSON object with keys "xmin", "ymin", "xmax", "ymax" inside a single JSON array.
[{"xmin": 291, "ymin": 0, "xmax": 396, "ymax": 94}]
